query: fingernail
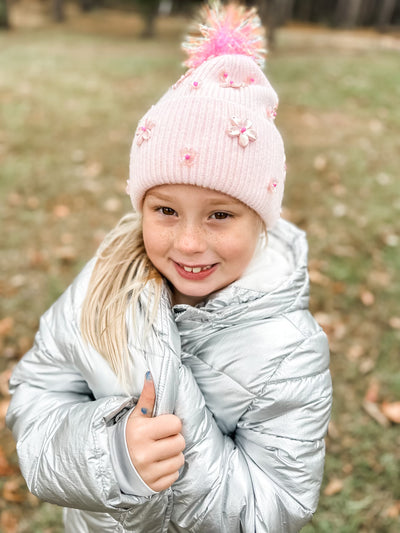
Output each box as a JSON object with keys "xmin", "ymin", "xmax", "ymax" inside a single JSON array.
[
  {"xmin": 145, "ymin": 370, "xmax": 152, "ymax": 381},
  {"xmin": 141, "ymin": 407, "xmax": 148, "ymax": 415}
]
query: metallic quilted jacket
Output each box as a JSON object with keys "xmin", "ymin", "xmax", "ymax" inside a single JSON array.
[{"xmin": 7, "ymin": 219, "xmax": 332, "ymax": 532}]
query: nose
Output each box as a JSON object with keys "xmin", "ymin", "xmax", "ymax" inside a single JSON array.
[{"xmin": 174, "ymin": 222, "xmax": 207, "ymax": 256}]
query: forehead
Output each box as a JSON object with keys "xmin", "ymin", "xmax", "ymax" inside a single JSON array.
[{"xmin": 145, "ymin": 184, "xmax": 243, "ymax": 206}]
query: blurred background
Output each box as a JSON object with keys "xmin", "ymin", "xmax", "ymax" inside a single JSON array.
[{"xmin": 1, "ymin": 1, "xmax": 400, "ymax": 531}]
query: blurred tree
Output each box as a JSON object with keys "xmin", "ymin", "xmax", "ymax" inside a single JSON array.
[
  {"xmin": 377, "ymin": 0, "xmax": 397, "ymax": 30},
  {"xmin": 53, "ymin": 0, "xmax": 65, "ymax": 22},
  {"xmin": 257, "ymin": 0, "xmax": 294, "ymax": 49},
  {"xmin": 133, "ymin": 0, "xmax": 160, "ymax": 38},
  {"xmin": 334, "ymin": 0, "xmax": 363, "ymax": 27},
  {"xmin": 0, "ymin": 0, "xmax": 9, "ymax": 28}
]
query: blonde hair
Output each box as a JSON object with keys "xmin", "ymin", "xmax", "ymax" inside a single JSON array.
[{"xmin": 81, "ymin": 212, "xmax": 162, "ymax": 382}]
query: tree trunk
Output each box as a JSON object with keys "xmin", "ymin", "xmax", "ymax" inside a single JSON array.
[
  {"xmin": 257, "ymin": 0, "xmax": 278, "ymax": 50},
  {"xmin": 335, "ymin": 0, "xmax": 363, "ymax": 27},
  {"xmin": 0, "ymin": 0, "xmax": 9, "ymax": 29},
  {"xmin": 377, "ymin": 0, "xmax": 397, "ymax": 31},
  {"xmin": 53, "ymin": 0, "xmax": 65, "ymax": 22}
]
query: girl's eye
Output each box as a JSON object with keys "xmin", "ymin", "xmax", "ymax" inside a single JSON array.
[
  {"xmin": 211, "ymin": 211, "xmax": 231, "ymax": 220},
  {"xmin": 159, "ymin": 207, "xmax": 176, "ymax": 216}
]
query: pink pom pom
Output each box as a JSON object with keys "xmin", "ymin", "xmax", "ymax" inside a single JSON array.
[{"xmin": 182, "ymin": 1, "xmax": 266, "ymax": 69}]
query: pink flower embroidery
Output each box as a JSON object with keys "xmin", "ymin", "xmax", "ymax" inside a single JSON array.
[
  {"xmin": 266, "ymin": 104, "xmax": 278, "ymax": 121},
  {"xmin": 219, "ymin": 71, "xmax": 244, "ymax": 88},
  {"xmin": 267, "ymin": 179, "xmax": 278, "ymax": 192},
  {"xmin": 135, "ymin": 119, "xmax": 155, "ymax": 146},
  {"xmin": 180, "ymin": 147, "xmax": 198, "ymax": 167},
  {"xmin": 227, "ymin": 116, "xmax": 257, "ymax": 148}
]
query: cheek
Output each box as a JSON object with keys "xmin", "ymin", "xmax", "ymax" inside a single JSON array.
[
  {"xmin": 143, "ymin": 224, "xmax": 170, "ymax": 258},
  {"xmin": 216, "ymin": 229, "xmax": 257, "ymax": 262}
]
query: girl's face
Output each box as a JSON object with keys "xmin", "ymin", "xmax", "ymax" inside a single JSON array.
[{"xmin": 142, "ymin": 184, "xmax": 262, "ymax": 306}]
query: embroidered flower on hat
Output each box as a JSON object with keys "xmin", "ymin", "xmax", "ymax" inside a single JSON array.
[
  {"xmin": 135, "ymin": 119, "xmax": 155, "ymax": 146},
  {"xmin": 266, "ymin": 104, "xmax": 278, "ymax": 121},
  {"xmin": 227, "ymin": 116, "xmax": 257, "ymax": 148},
  {"xmin": 180, "ymin": 147, "xmax": 198, "ymax": 166},
  {"xmin": 220, "ymin": 71, "xmax": 242, "ymax": 88},
  {"xmin": 267, "ymin": 178, "xmax": 278, "ymax": 192}
]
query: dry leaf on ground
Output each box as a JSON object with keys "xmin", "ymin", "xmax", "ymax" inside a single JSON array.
[
  {"xmin": 0, "ymin": 510, "xmax": 19, "ymax": 533},
  {"xmin": 324, "ymin": 478, "xmax": 344, "ymax": 496},
  {"xmin": 0, "ymin": 446, "xmax": 16, "ymax": 476},
  {"xmin": 381, "ymin": 401, "xmax": 400, "ymax": 424},
  {"xmin": 362, "ymin": 400, "xmax": 390, "ymax": 427},
  {"xmin": 2, "ymin": 478, "xmax": 26, "ymax": 503}
]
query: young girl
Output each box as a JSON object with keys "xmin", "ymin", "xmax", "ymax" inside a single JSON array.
[{"xmin": 7, "ymin": 3, "xmax": 332, "ymax": 532}]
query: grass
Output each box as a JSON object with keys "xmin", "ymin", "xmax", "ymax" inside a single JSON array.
[{"xmin": 1, "ymin": 8, "xmax": 400, "ymax": 533}]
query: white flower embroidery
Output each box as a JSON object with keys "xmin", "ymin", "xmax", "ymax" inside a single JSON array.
[
  {"xmin": 135, "ymin": 119, "xmax": 155, "ymax": 146},
  {"xmin": 227, "ymin": 116, "xmax": 257, "ymax": 148},
  {"xmin": 219, "ymin": 71, "xmax": 246, "ymax": 88}
]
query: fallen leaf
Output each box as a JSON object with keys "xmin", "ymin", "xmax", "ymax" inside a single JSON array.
[
  {"xmin": 54, "ymin": 246, "xmax": 77, "ymax": 262},
  {"xmin": 381, "ymin": 402, "xmax": 400, "ymax": 424},
  {"xmin": 313, "ymin": 154, "xmax": 327, "ymax": 171},
  {"xmin": 0, "ymin": 446, "xmax": 16, "ymax": 476},
  {"xmin": 364, "ymin": 380, "xmax": 380, "ymax": 403},
  {"xmin": 324, "ymin": 478, "xmax": 344, "ymax": 496},
  {"xmin": 362, "ymin": 400, "xmax": 390, "ymax": 427},
  {"xmin": 26, "ymin": 196, "xmax": 39, "ymax": 209},
  {"xmin": 53, "ymin": 204, "xmax": 71, "ymax": 218},
  {"xmin": 347, "ymin": 344, "xmax": 364, "ymax": 361},
  {"xmin": 360, "ymin": 289, "xmax": 375, "ymax": 306},
  {"xmin": 359, "ymin": 358, "xmax": 375, "ymax": 375},
  {"xmin": 0, "ymin": 318, "xmax": 14, "ymax": 337},
  {"xmin": 2, "ymin": 478, "xmax": 26, "ymax": 503},
  {"xmin": 0, "ymin": 510, "xmax": 18, "ymax": 533},
  {"xmin": 103, "ymin": 197, "xmax": 122, "ymax": 213},
  {"xmin": 84, "ymin": 161, "xmax": 102, "ymax": 178},
  {"xmin": 309, "ymin": 270, "xmax": 330, "ymax": 287},
  {"xmin": 385, "ymin": 501, "xmax": 400, "ymax": 519},
  {"xmin": 389, "ymin": 317, "xmax": 400, "ymax": 330}
]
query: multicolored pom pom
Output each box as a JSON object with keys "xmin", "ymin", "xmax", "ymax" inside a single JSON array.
[{"xmin": 182, "ymin": 1, "xmax": 266, "ymax": 70}]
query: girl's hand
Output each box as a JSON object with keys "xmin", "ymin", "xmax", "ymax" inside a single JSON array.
[{"xmin": 126, "ymin": 372, "xmax": 185, "ymax": 492}]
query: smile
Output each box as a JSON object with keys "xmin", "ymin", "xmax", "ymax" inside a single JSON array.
[
  {"xmin": 181, "ymin": 264, "xmax": 213, "ymax": 273},
  {"xmin": 173, "ymin": 261, "xmax": 217, "ymax": 280}
]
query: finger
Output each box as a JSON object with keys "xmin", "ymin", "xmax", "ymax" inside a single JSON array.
[
  {"xmin": 149, "ymin": 471, "xmax": 181, "ymax": 493},
  {"xmin": 150, "ymin": 414, "xmax": 183, "ymax": 440},
  {"xmin": 146, "ymin": 453, "xmax": 185, "ymax": 486},
  {"xmin": 151, "ymin": 433, "xmax": 186, "ymax": 461},
  {"xmin": 134, "ymin": 370, "xmax": 156, "ymax": 418}
]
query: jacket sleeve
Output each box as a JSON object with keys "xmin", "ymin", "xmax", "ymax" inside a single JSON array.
[
  {"xmin": 171, "ymin": 328, "xmax": 332, "ymax": 533},
  {"xmin": 6, "ymin": 265, "xmax": 171, "ymax": 532}
]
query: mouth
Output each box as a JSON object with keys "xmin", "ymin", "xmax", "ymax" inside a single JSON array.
[
  {"xmin": 180, "ymin": 264, "xmax": 213, "ymax": 274},
  {"xmin": 173, "ymin": 261, "xmax": 217, "ymax": 280}
]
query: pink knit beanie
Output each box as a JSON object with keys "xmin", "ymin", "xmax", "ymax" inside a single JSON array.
[{"xmin": 127, "ymin": 2, "xmax": 286, "ymax": 228}]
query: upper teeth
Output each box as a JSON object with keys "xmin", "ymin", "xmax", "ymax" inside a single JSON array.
[{"xmin": 183, "ymin": 265, "xmax": 212, "ymax": 273}]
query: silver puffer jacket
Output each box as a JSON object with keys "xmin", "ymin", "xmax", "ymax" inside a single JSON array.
[{"xmin": 7, "ymin": 219, "xmax": 332, "ymax": 533}]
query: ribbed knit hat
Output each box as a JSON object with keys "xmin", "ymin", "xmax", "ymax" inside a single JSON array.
[{"xmin": 127, "ymin": 2, "xmax": 286, "ymax": 228}]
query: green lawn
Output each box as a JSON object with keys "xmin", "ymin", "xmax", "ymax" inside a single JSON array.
[{"xmin": 1, "ymin": 9, "xmax": 399, "ymax": 533}]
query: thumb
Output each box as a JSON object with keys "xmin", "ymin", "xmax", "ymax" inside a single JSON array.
[{"xmin": 135, "ymin": 371, "xmax": 156, "ymax": 418}]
